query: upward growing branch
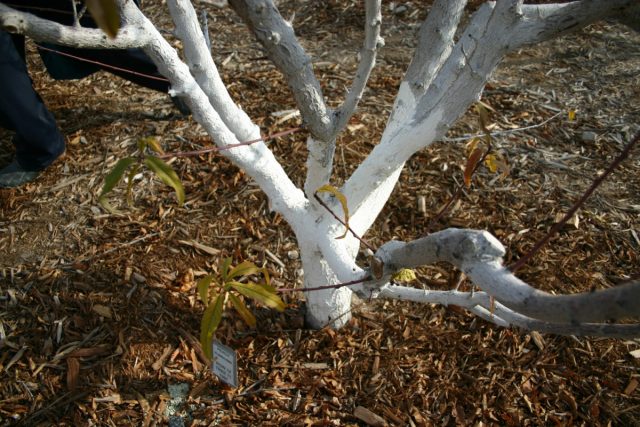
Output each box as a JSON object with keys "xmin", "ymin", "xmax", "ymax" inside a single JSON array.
[
  {"xmin": 228, "ymin": 0, "xmax": 382, "ymax": 142},
  {"xmin": 167, "ymin": 0, "xmax": 258, "ymax": 142}
]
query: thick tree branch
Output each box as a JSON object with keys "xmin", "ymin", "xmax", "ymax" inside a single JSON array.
[
  {"xmin": 0, "ymin": 2, "xmax": 149, "ymax": 48},
  {"xmin": 378, "ymin": 286, "xmax": 640, "ymax": 338},
  {"xmin": 230, "ymin": 0, "xmax": 382, "ymax": 198},
  {"xmin": 332, "ymin": 0, "xmax": 382, "ymax": 133},
  {"xmin": 229, "ymin": 0, "xmax": 382, "ymax": 142},
  {"xmin": 371, "ymin": 229, "xmax": 640, "ymax": 330},
  {"xmin": 304, "ymin": 135, "xmax": 336, "ymax": 198},
  {"xmin": 341, "ymin": 2, "xmax": 504, "ymax": 231},
  {"xmin": 228, "ymin": 0, "xmax": 333, "ymax": 140},
  {"xmin": 343, "ymin": 0, "xmax": 633, "ymax": 235},
  {"xmin": 166, "ymin": 0, "xmax": 258, "ymax": 142},
  {"xmin": 387, "ymin": 0, "xmax": 467, "ymax": 134},
  {"xmin": 515, "ymin": 0, "xmax": 637, "ymax": 47},
  {"xmin": 304, "ymin": 0, "xmax": 382, "ymax": 197}
]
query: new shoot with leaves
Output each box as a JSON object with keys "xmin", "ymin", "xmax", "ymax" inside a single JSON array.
[
  {"xmin": 197, "ymin": 257, "xmax": 286, "ymax": 359},
  {"xmin": 98, "ymin": 136, "xmax": 184, "ymax": 213}
]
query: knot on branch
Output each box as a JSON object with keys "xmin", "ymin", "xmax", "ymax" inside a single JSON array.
[{"xmin": 454, "ymin": 230, "xmax": 505, "ymax": 265}]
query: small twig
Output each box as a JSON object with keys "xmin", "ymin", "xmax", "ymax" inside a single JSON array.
[
  {"xmin": 199, "ymin": 9, "xmax": 211, "ymax": 53},
  {"xmin": 277, "ymin": 276, "xmax": 371, "ymax": 293},
  {"xmin": 510, "ymin": 130, "xmax": 639, "ymax": 272},
  {"xmin": 424, "ymin": 142, "xmax": 492, "ymax": 234},
  {"xmin": 159, "ymin": 127, "xmax": 301, "ymax": 159},
  {"xmin": 312, "ymin": 193, "xmax": 376, "ymax": 252},
  {"xmin": 59, "ymin": 232, "xmax": 162, "ymax": 269},
  {"xmin": 440, "ymin": 111, "xmax": 563, "ymax": 142},
  {"xmin": 71, "ymin": 0, "xmax": 80, "ymax": 27},
  {"xmin": 321, "ymin": 308, "xmax": 355, "ymax": 329},
  {"xmin": 17, "ymin": 390, "xmax": 90, "ymax": 426}
]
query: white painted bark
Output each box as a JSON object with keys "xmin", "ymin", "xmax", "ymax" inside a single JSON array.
[
  {"xmin": 297, "ymin": 240, "xmax": 354, "ymax": 329},
  {"xmin": 2, "ymin": 0, "xmax": 639, "ymax": 337},
  {"xmin": 167, "ymin": 0, "xmax": 258, "ymax": 142},
  {"xmin": 229, "ymin": 0, "xmax": 382, "ymax": 199},
  {"xmin": 367, "ymin": 229, "xmax": 640, "ymax": 337},
  {"xmin": 0, "ymin": 1, "xmax": 149, "ymax": 48}
]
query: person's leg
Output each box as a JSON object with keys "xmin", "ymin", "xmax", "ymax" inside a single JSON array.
[{"xmin": 0, "ymin": 30, "xmax": 65, "ymax": 182}]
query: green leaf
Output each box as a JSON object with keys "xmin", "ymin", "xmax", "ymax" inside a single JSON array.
[
  {"xmin": 196, "ymin": 275, "xmax": 214, "ymax": 303},
  {"xmin": 220, "ymin": 257, "xmax": 233, "ymax": 282},
  {"xmin": 315, "ymin": 184, "xmax": 350, "ymax": 239},
  {"xmin": 98, "ymin": 157, "xmax": 136, "ymax": 213},
  {"xmin": 199, "ymin": 293, "xmax": 224, "ymax": 359},
  {"xmin": 227, "ymin": 260, "xmax": 261, "ymax": 280},
  {"xmin": 229, "ymin": 293, "xmax": 256, "ymax": 327},
  {"xmin": 229, "ymin": 281, "xmax": 285, "ymax": 312},
  {"xmin": 144, "ymin": 156, "xmax": 185, "ymax": 206},
  {"xmin": 85, "ymin": 0, "xmax": 121, "ymax": 39}
]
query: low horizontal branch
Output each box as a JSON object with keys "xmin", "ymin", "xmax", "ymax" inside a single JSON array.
[{"xmin": 372, "ymin": 229, "xmax": 640, "ymax": 334}]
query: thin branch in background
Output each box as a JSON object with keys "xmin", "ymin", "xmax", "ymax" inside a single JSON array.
[
  {"xmin": 70, "ymin": 0, "xmax": 80, "ymax": 27},
  {"xmin": 312, "ymin": 192, "xmax": 377, "ymax": 252},
  {"xmin": 59, "ymin": 232, "xmax": 162, "ymax": 269},
  {"xmin": 159, "ymin": 127, "xmax": 302, "ymax": 159},
  {"xmin": 440, "ymin": 111, "xmax": 563, "ymax": 142},
  {"xmin": 424, "ymin": 143, "xmax": 492, "ymax": 234},
  {"xmin": 199, "ymin": 9, "xmax": 211, "ymax": 52},
  {"xmin": 509, "ymin": 130, "xmax": 640, "ymax": 273},
  {"xmin": 322, "ymin": 308, "xmax": 355, "ymax": 329}
]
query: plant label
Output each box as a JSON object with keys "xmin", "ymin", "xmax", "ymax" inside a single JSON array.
[{"xmin": 212, "ymin": 340, "xmax": 238, "ymax": 387}]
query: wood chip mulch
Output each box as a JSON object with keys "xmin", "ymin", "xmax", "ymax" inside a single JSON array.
[{"xmin": 1, "ymin": 1, "xmax": 639, "ymax": 425}]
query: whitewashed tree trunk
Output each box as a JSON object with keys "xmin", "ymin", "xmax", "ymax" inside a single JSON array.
[{"xmin": 2, "ymin": 0, "xmax": 639, "ymax": 336}]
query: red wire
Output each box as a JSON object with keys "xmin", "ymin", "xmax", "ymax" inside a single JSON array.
[{"xmin": 34, "ymin": 43, "xmax": 170, "ymax": 83}]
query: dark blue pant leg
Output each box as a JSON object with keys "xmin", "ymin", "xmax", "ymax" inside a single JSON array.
[{"xmin": 0, "ymin": 31, "xmax": 65, "ymax": 171}]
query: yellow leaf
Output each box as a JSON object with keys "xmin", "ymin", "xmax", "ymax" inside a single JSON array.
[
  {"xmin": 143, "ymin": 137, "xmax": 164, "ymax": 155},
  {"xmin": 484, "ymin": 154, "xmax": 499, "ymax": 173},
  {"xmin": 227, "ymin": 260, "xmax": 261, "ymax": 280},
  {"xmin": 98, "ymin": 157, "xmax": 137, "ymax": 214},
  {"xmin": 220, "ymin": 257, "xmax": 233, "ymax": 281},
  {"xmin": 144, "ymin": 156, "xmax": 185, "ymax": 206},
  {"xmin": 315, "ymin": 184, "xmax": 350, "ymax": 239},
  {"xmin": 475, "ymin": 102, "xmax": 491, "ymax": 134},
  {"xmin": 85, "ymin": 0, "xmax": 121, "ymax": 39},
  {"xmin": 568, "ymin": 110, "xmax": 576, "ymax": 121},
  {"xmin": 391, "ymin": 269, "xmax": 416, "ymax": 283},
  {"xmin": 261, "ymin": 266, "xmax": 271, "ymax": 287},
  {"xmin": 486, "ymin": 153, "xmax": 510, "ymax": 178}
]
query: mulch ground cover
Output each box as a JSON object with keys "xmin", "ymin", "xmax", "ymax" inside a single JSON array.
[{"xmin": 1, "ymin": 1, "xmax": 639, "ymax": 425}]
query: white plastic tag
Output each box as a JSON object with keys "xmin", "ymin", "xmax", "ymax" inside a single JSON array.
[{"xmin": 211, "ymin": 340, "xmax": 238, "ymax": 387}]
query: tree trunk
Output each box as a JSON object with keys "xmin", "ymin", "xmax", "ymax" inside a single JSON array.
[{"xmin": 298, "ymin": 241, "xmax": 353, "ymax": 329}]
